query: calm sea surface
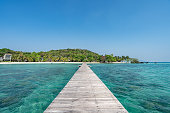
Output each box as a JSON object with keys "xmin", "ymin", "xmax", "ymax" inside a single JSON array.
[
  {"xmin": 0, "ymin": 64, "xmax": 79, "ymax": 113},
  {"xmin": 91, "ymin": 63, "xmax": 170, "ymax": 113},
  {"xmin": 0, "ymin": 63, "xmax": 170, "ymax": 113}
]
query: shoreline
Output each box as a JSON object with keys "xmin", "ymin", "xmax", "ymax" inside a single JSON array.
[
  {"xmin": 0, "ymin": 62, "xmax": 96, "ymax": 64},
  {"xmin": 0, "ymin": 62, "xmax": 126, "ymax": 64}
]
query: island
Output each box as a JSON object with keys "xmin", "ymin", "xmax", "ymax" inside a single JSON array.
[{"xmin": 0, "ymin": 48, "xmax": 139, "ymax": 63}]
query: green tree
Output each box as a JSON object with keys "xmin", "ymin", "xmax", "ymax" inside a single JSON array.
[
  {"xmin": 130, "ymin": 58, "xmax": 140, "ymax": 63},
  {"xmin": 0, "ymin": 48, "xmax": 137, "ymax": 63}
]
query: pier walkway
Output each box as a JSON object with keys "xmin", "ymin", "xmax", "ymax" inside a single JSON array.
[{"xmin": 44, "ymin": 63, "xmax": 128, "ymax": 113}]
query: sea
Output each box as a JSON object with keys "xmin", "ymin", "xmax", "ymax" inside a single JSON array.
[
  {"xmin": 0, "ymin": 64, "xmax": 79, "ymax": 113},
  {"xmin": 0, "ymin": 63, "xmax": 170, "ymax": 113},
  {"xmin": 91, "ymin": 63, "xmax": 170, "ymax": 113}
]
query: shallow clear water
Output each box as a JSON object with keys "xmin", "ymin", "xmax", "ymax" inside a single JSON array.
[
  {"xmin": 0, "ymin": 64, "xmax": 78, "ymax": 113},
  {"xmin": 91, "ymin": 63, "xmax": 170, "ymax": 113}
]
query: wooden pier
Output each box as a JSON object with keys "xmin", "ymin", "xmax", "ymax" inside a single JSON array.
[{"xmin": 44, "ymin": 63, "xmax": 128, "ymax": 113}]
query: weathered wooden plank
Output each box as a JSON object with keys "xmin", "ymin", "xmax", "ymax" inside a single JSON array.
[{"xmin": 44, "ymin": 63, "xmax": 128, "ymax": 113}]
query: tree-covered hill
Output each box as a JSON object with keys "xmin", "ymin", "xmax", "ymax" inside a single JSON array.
[
  {"xmin": 0, "ymin": 48, "xmax": 139, "ymax": 63},
  {"xmin": 39, "ymin": 49, "xmax": 101, "ymax": 62},
  {"xmin": 0, "ymin": 48, "xmax": 18, "ymax": 56}
]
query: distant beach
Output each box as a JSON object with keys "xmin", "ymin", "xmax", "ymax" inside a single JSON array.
[
  {"xmin": 0, "ymin": 62, "xmax": 126, "ymax": 64},
  {"xmin": 0, "ymin": 62, "xmax": 94, "ymax": 64}
]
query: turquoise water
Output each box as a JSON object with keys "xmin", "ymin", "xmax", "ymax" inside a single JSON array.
[
  {"xmin": 0, "ymin": 64, "xmax": 78, "ymax": 113},
  {"xmin": 1, "ymin": 63, "xmax": 170, "ymax": 113},
  {"xmin": 91, "ymin": 63, "xmax": 170, "ymax": 113}
]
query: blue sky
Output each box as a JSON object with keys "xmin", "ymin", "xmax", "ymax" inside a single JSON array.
[{"xmin": 0, "ymin": 0, "xmax": 170, "ymax": 62}]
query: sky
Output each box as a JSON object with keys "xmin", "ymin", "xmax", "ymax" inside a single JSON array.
[{"xmin": 0, "ymin": 0, "xmax": 170, "ymax": 62}]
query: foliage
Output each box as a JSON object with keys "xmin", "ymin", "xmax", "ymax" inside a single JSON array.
[
  {"xmin": 0, "ymin": 48, "xmax": 17, "ymax": 56},
  {"xmin": 0, "ymin": 48, "xmax": 138, "ymax": 63},
  {"xmin": 130, "ymin": 58, "xmax": 140, "ymax": 63}
]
